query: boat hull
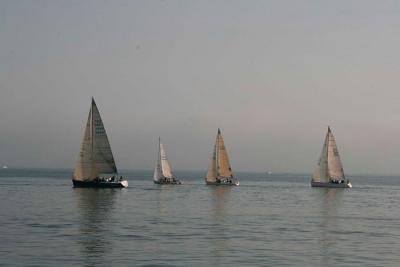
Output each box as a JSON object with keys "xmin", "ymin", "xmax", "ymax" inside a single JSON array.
[
  {"xmin": 206, "ymin": 180, "xmax": 240, "ymax": 186},
  {"xmin": 154, "ymin": 179, "xmax": 181, "ymax": 185},
  {"xmin": 311, "ymin": 181, "xmax": 352, "ymax": 188},
  {"xmin": 72, "ymin": 179, "xmax": 128, "ymax": 188}
]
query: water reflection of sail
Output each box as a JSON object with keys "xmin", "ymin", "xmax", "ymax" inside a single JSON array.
[
  {"xmin": 317, "ymin": 189, "xmax": 343, "ymax": 267},
  {"xmin": 209, "ymin": 186, "xmax": 230, "ymax": 215},
  {"xmin": 208, "ymin": 187, "xmax": 231, "ymax": 262},
  {"xmin": 74, "ymin": 189, "xmax": 117, "ymax": 266},
  {"xmin": 155, "ymin": 185, "xmax": 173, "ymax": 216}
]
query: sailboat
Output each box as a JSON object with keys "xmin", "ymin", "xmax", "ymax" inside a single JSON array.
[
  {"xmin": 205, "ymin": 129, "xmax": 239, "ymax": 186},
  {"xmin": 71, "ymin": 98, "xmax": 128, "ymax": 188},
  {"xmin": 153, "ymin": 138, "xmax": 181, "ymax": 185},
  {"xmin": 311, "ymin": 127, "xmax": 352, "ymax": 188}
]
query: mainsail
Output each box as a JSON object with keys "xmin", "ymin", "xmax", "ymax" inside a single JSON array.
[
  {"xmin": 312, "ymin": 127, "xmax": 345, "ymax": 182},
  {"xmin": 73, "ymin": 98, "xmax": 118, "ymax": 181},
  {"xmin": 206, "ymin": 129, "xmax": 233, "ymax": 182},
  {"xmin": 154, "ymin": 138, "xmax": 174, "ymax": 181},
  {"xmin": 91, "ymin": 100, "xmax": 117, "ymax": 175},
  {"xmin": 326, "ymin": 128, "xmax": 345, "ymax": 178},
  {"xmin": 160, "ymin": 143, "xmax": 173, "ymax": 178},
  {"xmin": 216, "ymin": 129, "xmax": 233, "ymax": 177}
]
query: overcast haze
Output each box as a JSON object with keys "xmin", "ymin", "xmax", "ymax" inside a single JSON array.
[{"xmin": 1, "ymin": 0, "xmax": 400, "ymax": 175}]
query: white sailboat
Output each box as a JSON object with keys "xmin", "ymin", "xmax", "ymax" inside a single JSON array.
[
  {"xmin": 205, "ymin": 129, "xmax": 239, "ymax": 186},
  {"xmin": 153, "ymin": 138, "xmax": 181, "ymax": 185},
  {"xmin": 311, "ymin": 127, "xmax": 352, "ymax": 188},
  {"xmin": 72, "ymin": 98, "xmax": 128, "ymax": 188}
]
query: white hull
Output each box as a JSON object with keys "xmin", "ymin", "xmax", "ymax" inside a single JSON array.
[
  {"xmin": 311, "ymin": 180, "xmax": 352, "ymax": 188},
  {"xmin": 120, "ymin": 180, "xmax": 129, "ymax": 188}
]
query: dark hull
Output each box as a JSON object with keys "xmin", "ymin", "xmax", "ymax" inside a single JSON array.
[
  {"xmin": 72, "ymin": 180, "xmax": 127, "ymax": 188},
  {"xmin": 311, "ymin": 181, "xmax": 351, "ymax": 188},
  {"xmin": 154, "ymin": 179, "xmax": 181, "ymax": 185},
  {"xmin": 205, "ymin": 180, "xmax": 239, "ymax": 186}
]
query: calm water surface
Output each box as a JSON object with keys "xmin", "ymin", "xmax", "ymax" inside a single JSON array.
[{"xmin": 1, "ymin": 169, "xmax": 400, "ymax": 266}]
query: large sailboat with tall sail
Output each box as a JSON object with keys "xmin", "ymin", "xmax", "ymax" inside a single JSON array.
[
  {"xmin": 311, "ymin": 127, "xmax": 351, "ymax": 188},
  {"xmin": 72, "ymin": 98, "xmax": 128, "ymax": 188},
  {"xmin": 153, "ymin": 138, "xmax": 181, "ymax": 185},
  {"xmin": 205, "ymin": 129, "xmax": 239, "ymax": 186}
]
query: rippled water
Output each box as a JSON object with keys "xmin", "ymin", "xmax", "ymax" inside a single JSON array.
[{"xmin": 1, "ymin": 169, "xmax": 400, "ymax": 266}]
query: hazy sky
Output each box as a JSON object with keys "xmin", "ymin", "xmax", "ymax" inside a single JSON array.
[{"xmin": 1, "ymin": 0, "xmax": 400, "ymax": 174}]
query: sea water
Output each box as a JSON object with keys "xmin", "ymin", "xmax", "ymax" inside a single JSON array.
[{"xmin": 0, "ymin": 169, "xmax": 399, "ymax": 266}]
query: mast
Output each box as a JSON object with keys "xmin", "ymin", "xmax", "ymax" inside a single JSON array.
[
  {"xmin": 90, "ymin": 97, "xmax": 97, "ymax": 178},
  {"xmin": 91, "ymin": 98, "xmax": 94, "ymax": 161},
  {"xmin": 325, "ymin": 126, "xmax": 330, "ymax": 180},
  {"xmin": 154, "ymin": 137, "xmax": 161, "ymax": 181},
  {"xmin": 216, "ymin": 128, "xmax": 220, "ymax": 177},
  {"xmin": 158, "ymin": 137, "xmax": 161, "ymax": 177}
]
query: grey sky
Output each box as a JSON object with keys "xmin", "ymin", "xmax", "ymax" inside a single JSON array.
[{"xmin": 1, "ymin": 0, "xmax": 400, "ymax": 174}]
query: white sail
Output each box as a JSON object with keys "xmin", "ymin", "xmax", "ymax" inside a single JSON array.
[
  {"xmin": 206, "ymin": 141, "xmax": 217, "ymax": 182},
  {"xmin": 326, "ymin": 128, "xmax": 345, "ymax": 179},
  {"xmin": 216, "ymin": 129, "xmax": 233, "ymax": 178},
  {"xmin": 312, "ymin": 127, "xmax": 345, "ymax": 182},
  {"xmin": 312, "ymin": 131, "xmax": 329, "ymax": 183},
  {"xmin": 73, "ymin": 110, "xmax": 93, "ymax": 181},
  {"xmin": 153, "ymin": 139, "xmax": 162, "ymax": 181},
  {"xmin": 73, "ymin": 98, "xmax": 117, "ymax": 181},
  {"xmin": 154, "ymin": 138, "xmax": 175, "ymax": 181},
  {"xmin": 206, "ymin": 129, "xmax": 233, "ymax": 182},
  {"xmin": 91, "ymin": 99, "xmax": 117, "ymax": 175},
  {"xmin": 160, "ymin": 143, "xmax": 173, "ymax": 178},
  {"xmin": 153, "ymin": 166, "xmax": 161, "ymax": 182}
]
